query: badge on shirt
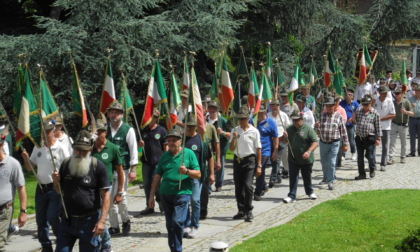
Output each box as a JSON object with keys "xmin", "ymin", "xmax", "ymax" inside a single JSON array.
[
  {"xmin": 369, "ymin": 114, "xmax": 375, "ymax": 119},
  {"xmin": 299, "ymin": 131, "xmax": 305, "ymax": 137},
  {"xmin": 264, "ymin": 123, "xmax": 268, "ymax": 128},
  {"xmin": 155, "ymin": 134, "xmax": 161, "ymax": 140},
  {"xmin": 37, "ymin": 152, "xmax": 42, "ymax": 158},
  {"xmin": 101, "ymin": 153, "xmax": 109, "ymax": 160},
  {"xmin": 192, "ymin": 145, "xmax": 198, "ymax": 151},
  {"xmin": 83, "ymin": 176, "xmax": 92, "ymax": 184},
  {"xmin": 115, "ymin": 137, "xmax": 122, "ymax": 140}
]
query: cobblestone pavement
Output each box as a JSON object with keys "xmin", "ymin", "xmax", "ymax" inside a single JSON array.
[{"xmin": 6, "ymin": 139, "xmax": 420, "ymax": 252}]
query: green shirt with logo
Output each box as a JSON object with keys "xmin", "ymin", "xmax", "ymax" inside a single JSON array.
[
  {"xmin": 92, "ymin": 141, "xmax": 123, "ymax": 182},
  {"xmin": 286, "ymin": 123, "xmax": 318, "ymax": 165}
]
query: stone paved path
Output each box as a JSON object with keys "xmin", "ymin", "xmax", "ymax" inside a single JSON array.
[{"xmin": 5, "ymin": 138, "xmax": 420, "ymax": 252}]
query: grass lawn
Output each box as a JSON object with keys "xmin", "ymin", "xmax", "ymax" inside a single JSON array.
[{"xmin": 231, "ymin": 189, "xmax": 420, "ymax": 252}]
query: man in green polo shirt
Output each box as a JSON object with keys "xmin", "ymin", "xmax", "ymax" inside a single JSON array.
[{"xmin": 148, "ymin": 130, "xmax": 200, "ymax": 252}]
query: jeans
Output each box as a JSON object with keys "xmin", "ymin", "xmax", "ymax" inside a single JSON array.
[
  {"xmin": 35, "ymin": 184, "xmax": 61, "ymax": 248},
  {"xmin": 185, "ymin": 179, "xmax": 202, "ymax": 228},
  {"xmin": 141, "ymin": 162, "xmax": 160, "ymax": 207},
  {"xmin": 343, "ymin": 126, "xmax": 356, "ymax": 157},
  {"xmin": 0, "ymin": 206, "xmax": 12, "ymax": 252},
  {"xmin": 56, "ymin": 212, "xmax": 100, "ymax": 252},
  {"xmin": 270, "ymin": 142, "xmax": 287, "ymax": 182},
  {"xmin": 233, "ymin": 154, "xmax": 255, "ymax": 213},
  {"xmin": 215, "ymin": 155, "xmax": 226, "ymax": 188},
  {"xmin": 355, "ymin": 135, "xmax": 377, "ymax": 176},
  {"xmin": 409, "ymin": 118, "xmax": 420, "ymax": 154},
  {"xmin": 389, "ymin": 123, "xmax": 408, "ymax": 158},
  {"xmin": 160, "ymin": 194, "xmax": 190, "ymax": 252},
  {"xmin": 287, "ymin": 162, "xmax": 314, "ymax": 199},
  {"xmin": 109, "ymin": 169, "xmax": 130, "ymax": 228},
  {"xmin": 319, "ymin": 141, "xmax": 340, "ymax": 183},
  {"xmin": 380, "ymin": 130, "xmax": 390, "ymax": 166},
  {"xmin": 255, "ymin": 156, "xmax": 270, "ymax": 196}
]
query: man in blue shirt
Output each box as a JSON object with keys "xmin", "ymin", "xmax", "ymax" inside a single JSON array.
[
  {"xmin": 339, "ymin": 88, "xmax": 359, "ymax": 161},
  {"xmin": 254, "ymin": 105, "xmax": 278, "ymax": 201}
]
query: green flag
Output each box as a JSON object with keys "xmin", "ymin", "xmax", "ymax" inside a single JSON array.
[
  {"xmin": 266, "ymin": 44, "xmax": 274, "ymax": 88},
  {"xmin": 261, "ymin": 70, "xmax": 273, "ymax": 102},
  {"xmin": 333, "ymin": 60, "xmax": 343, "ymax": 96},
  {"xmin": 40, "ymin": 71, "xmax": 58, "ymax": 120},
  {"xmin": 118, "ymin": 73, "xmax": 134, "ymax": 123},
  {"xmin": 13, "ymin": 64, "xmax": 26, "ymax": 116},
  {"xmin": 400, "ymin": 60, "xmax": 408, "ymax": 94},
  {"xmin": 233, "ymin": 49, "xmax": 248, "ymax": 113},
  {"xmin": 210, "ymin": 75, "xmax": 217, "ymax": 100}
]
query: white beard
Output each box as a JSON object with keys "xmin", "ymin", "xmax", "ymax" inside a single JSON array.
[{"xmin": 68, "ymin": 154, "xmax": 92, "ymax": 177}]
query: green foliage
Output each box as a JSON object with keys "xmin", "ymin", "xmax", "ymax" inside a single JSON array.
[{"xmin": 395, "ymin": 228, "xmax": 420, "ymax": 252}]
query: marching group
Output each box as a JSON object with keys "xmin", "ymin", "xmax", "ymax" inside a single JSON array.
[{"xmin": 2, "ymin": 70, "xmax": 420, "ymax": 252}]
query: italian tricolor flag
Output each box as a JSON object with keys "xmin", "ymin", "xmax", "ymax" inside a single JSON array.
[
  {"xmin": 220, "ymin": 56, "xmax": 234, "ymax": 114},
  {"xmin": 71, "ymin": 62, "xmax": 88, "ymax": 128},
  {"xmin": 324, "ymin": 47, "xmax": 336, "ymax": 88},
  {"xmin": 288, "ymin": 60, "xmax": 300, "ymax": 106},
  {"xmin": 168, "ymin": 71, "xmax": 181, "ymax": 130},
  {"xmin": 247, "ymin": 67, "xmax": 259, "ymax": 109},
  {"xmin": 400, "ymin": 60, "xmax": 408, "ymax": 94},
  {"xmin": 190, "ymin": 66, "xmax": 206, "ymax": 136},
  {"xmin": 141, "ymin": 60, "xmax": 167, "ymax": 129},
  {"xmin": 182, "ymin": 56, "xmax": 190, "ymax": 90},
  {"xmin": 99, "ymin": 57, "xmax": 116, "ymax": 113},
  {"xmin": 358, "ymin": 45, "xmax": 372, "ymax": 86}
]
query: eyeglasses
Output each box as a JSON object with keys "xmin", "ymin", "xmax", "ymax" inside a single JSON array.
[
  {"xmin": 394, "ymin": 93, "xmax": 402, "ymax": 95},
  {"xmin": 362, "ymin": 104, "xmax": 370, "ymax": 106}
]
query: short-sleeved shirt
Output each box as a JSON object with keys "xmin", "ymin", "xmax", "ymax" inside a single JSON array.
[
  {"xmin": 59, "ymin": 158, "xmax": 110, "ymax": 216},
  {"xmin": 30, "ymin": 141, "xmax": 70, "ymax": 184},
  {"xmin": 207, "ymin": 115, "xmax": 232, "ymax": 155},
  {"xmin": 373, "ymin": 97, "xmax": 395, "ymax": 130},
  {"xmin": 57, "ymin": 133, "xmax": 73, "ymax": 155},
  {"xmin": 0, "ymin": 156, "xmax": 25, "ymax": 205},
  {"xmin": 205, "ymin": 122, "xmax": 219, "ymax": 153},
  {"xmin": 280, "ymin": 102, "xmax": 299, "ymax": 117},
  {"xmin": 257, "ymin": 117, "xmax": 278, "ymax": 156},
  {"xmin": 286, "ymin": 124, "xmax": 318, "ymax": 165},
  {"xmin": 267, "ymin": 111, "xmax": 290, "ymax": 137},
  {"xmin": 140, "ymin": 125, "xmax": 167, "ymax": 165},
  {"xmin": 156, "ymin": 148, "xmax": 200, "ymax": 195},
  {"xmin": 409, "ymin": 96, "xmax": 420, "ymax": 118},
  {"xmin": 229, "ymin": 125, "xmax": 262, "ymax": 157},
  {"xmin": 354, "ymin": 107, "xmax": 382, "ymax": 138},
  {"xmin": 393, "ymin": 99, "xmax": 412, "ymax": 125},
  {"xmin": 339, "ymin": 100, "xmax": 360, "ymax": 127},
  {"xmin": 318, "ymin": 112, "xmax": 348, "ymax": 145},
  {"xmin": 92, "ymin": 141, "xmax": 123, "ymax": 182},
  {"xmin": 301, "ymin": 107, "xmax": 315, "ymax": 128}
]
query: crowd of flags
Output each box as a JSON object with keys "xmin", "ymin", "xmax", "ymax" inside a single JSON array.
[{"xmin": 5, "ymin": 43, "xmax": 411, "ymax": 151}]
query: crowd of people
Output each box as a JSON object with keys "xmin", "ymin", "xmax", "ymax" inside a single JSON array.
[{"xmin": 1, "ymin": 69, "xmax": 420, "ymax": 252}]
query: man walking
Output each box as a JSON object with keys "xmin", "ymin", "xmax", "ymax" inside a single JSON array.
[
  {"xmin": 339, "ymin": 89, "xmax": 359, "ymax": 161},
  {"xmin": 408, "ymin": 85, "xmax": 420, "ymax": 157}
]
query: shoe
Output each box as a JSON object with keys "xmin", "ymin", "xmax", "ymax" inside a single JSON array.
[
  {"xmin": 282, "ymin": 197, "xmax": 295, "ymax": 203},
  {"xmin": 7, "ymin": 225, "xmax": 19, "ymax": 241},
  {"xmin": 401, "ymin": 157, "xmax": 406, "ymax": 163},
  {"xmin": 370, "ymin": 170, "xmax": 376, "ymax": 178},
  {"xmin": 100, "ymin": 245, "xmax": 113, "ymax": 252},
  {"xmin": 187, "ymin": 227, "xmax": 198, "ymax": 238},
  {"xmin": 319, "ymin": 180, "xmax": 327, "ymax": 185},
  {"xmin": 387, "ymin": 159, "xmax": 394, "ymax": 165},
  {"xmin": 355, "ymin": 175, "xmax": 367, "ymax": 180},
  {"xmin": 351, "ymin": 153, "xmax": 357, "ymax": 161},
  {"xmin": 109, "ymin": 227, "xmax": 120, "ymax": 236},
  {"xmin": 380, "ymin": 166, "xmax": 386, "ymax": 172},
  {"xmin": 122, "ymin": 220, "xmax": 131, "ymax": 235},
  {"xmin": 184, "ymin": 226, "xmax": 191, "ymax": 237},
  {"xmin": 158, "ymin": 203, "xmax": 164, "ymax": 213},
  {"xmin": 407, "ymin": 153, "xmax": 415, "ymax": 157},
  {"xmin": 41, "ymin": 246, "xmax": 53, "ymax": 252},
  {"xmin": 328, "ymin": 182, "xmax": 334, "ymax": 190},
  {"xmin": 281, "ymin": 170, "xmax": 289, "ymax": 179},
  {"xmin": 140, "ymin": 207, "xmax": 155, "ymax": 215},
  {"xmin": 215, "ymin": 187, "xmax": 222, "ymax": 192},
  {"xmin": 308, "ymin": 193, "xmax": 317, "ymax": 200},
  {"xmin": 268, "ymin": 180, "xmax": 274, "ymax": 188},
  {"xmin": 276, "ymin": 178, "xmax": 282, "ymax": 184},
  {"xmin": 199, "ymin": 213, "xmax": 207, "ymax": 220},
  {"xmin": 254, "ymin": 194, "xmax": 262, "ymax": 201},
  {"xmin": 245, "ymin": 211, "xmax": 253, "ymax": 222},
  {"xmin": 233, "ymin": 211, "xmax": 245, "ymax": 219},
  {"xmin": 341, "ymin": 156, "xmax": 345, "ymax": 161}
]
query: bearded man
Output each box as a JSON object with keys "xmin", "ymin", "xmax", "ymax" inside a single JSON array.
[{"xmin": 53, "ymin": 130, "xmax": 111, "ymax": 252}]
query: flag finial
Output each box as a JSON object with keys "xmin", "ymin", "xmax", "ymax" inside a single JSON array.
[
  {"xmin": 106, "ymin": 48, "xmax": 113, "ymax": 55},
  {"xmin": 155, "ymin": 49, "xmax": 160, "ymax": 58}
]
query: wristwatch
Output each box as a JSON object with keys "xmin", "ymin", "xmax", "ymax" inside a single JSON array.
[
  {"xmin": 256, "ymin": 165, "xmax": 262, "ymax": 168},
  {"xmin": 117, "ymin": 192, "xmax": 123, "ymax": 196},
  {"xmin": 20, "ymin": 209, "xmax": 27, "ymax": 214}
]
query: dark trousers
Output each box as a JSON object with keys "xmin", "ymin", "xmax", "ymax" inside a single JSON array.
[
  {"xmin": 142, "ymin": 162, "xmax": 160, "ymax": 207},
  {"xmin": 233, "ymin": 154, "xmax": 255, "ymax": 213},
  {"xmin": 355, "ymin": 135, "xmax": 376, "ymax": 176},
  {"xmin": 254, "ymin": 156, "xmax": 270, "ymax": 196},
  {"xmin": 200, "ymin": 169, "xmax": 210, "ymax": 217},
  {"xmin": 287, "ymin": 162, "xmax": 314, "ymax": 199}
]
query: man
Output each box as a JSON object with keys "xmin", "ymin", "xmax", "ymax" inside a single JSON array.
[
  {"xmin": 182, "ymin": 114, "xmax": 213, "ymax": 238},
  {"xmin": 229, "ymin": 106, "xmax": 262, "ymax": 222},
  {"xmin": 53, "ymin": 130, "xmax": 111, "ymax": 252},
  {"xmin": 350, "ymin": 95, "xmax": 382, "ymax": 180},
  {"xmin": 0, "ymin": 134, "xmax": 27, "ymax": 252},
  {"xmin": 53, "ymin": 116, "xmax": 73, "ymax": 154},
  {"xmin": 22, "ymin": 119, "xmax": 70, "ymax": 252},
  {"xmin": 317, "ymin": 96, "xmax": 349, "ymax": 190},
  {"xmin": 92, "ymin": 118, "xmax": 124, "ymax": 252},
  {"xmin": 408, "ymin": 85, "xmax": 420, "ymax": 157},
  {"xmin": 138, "ymin": 109, "xmax": 168, "ymax": 215},
  {"xmin": 174, "ymin": 90, "xmax": 189, "ymax": 133},
  {"xmin": 405, "ymin": 79, "xmax": 418, "ymax": 101},
  {"xmin": 373, "ymin": 78, "xmax": 392, "ymax": 102},
  {"xmin": 267, "ymin": 99, "xmax": 291, "ymax": 186},
  {"xmin": 340, "ymin": 89, "xmax": 359, "ymax": 161},
  {"xmin": 388, "ymin": 87, "xmax": 412, "ymax": 164},
  {"xmin": 385, "ymin": 70, "xmax": 393, "ymax": 83},
  {"xmin": 0, "ymin": 121, "xmax": 13, "ymax": 156},
  {"xmin": 297, "ymin": 85, "xmax": 316, "ymax": 113},
  {"xmin": 148, "ymin": 130, "xmax": 201, "ymax": 252},
  {"xmin": 373, "ymin": 86, "xmax": 395, "ymax": 171},
  {"xmin": 355, "ymin": 75, "xmax": 374, "ymax": 103},
  {"xmin": 295, "ymin": 96, "xmax": 315, "ymax": 128},
  {"xmin": 206, "ymin": 100, "xmax": 230, "ymax": 192},
  {"xmin": 254, "ymin": 105, "xmax": 278, "ymax": 201},
  {"xmin": 279, "ymin": 89, "xmax": 299, "ymax": 116},
  {"xmin": 106, "ymin": 101, "xmax": 138, "ymax": 235},
  {"xmin": 282, "ymin": 110, "xmax": 318, "ymax": 203},
  {"xmin": 331, "ymin": 94, "xmax": 348, "ymax": 167}
]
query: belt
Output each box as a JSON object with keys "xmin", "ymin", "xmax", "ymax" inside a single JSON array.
[
  {"xmin": 233, "ymin": 154, "xmax": 256, "ymax": 162},
  {"xmin": 70, "ymin": 209, "xmax": 99, "ymax": 219},
  {"xmin": 0, "ymin": 202, "xmax": 13, "ymax": 211},
  {"xmin": 411, "ymin": 117, "xmax": 420, "ymax": 119},
  {"xmin": 392, "ymin": 122, "xmax": 408, "ymax": 126},
  {"xmin": 320, "ymin": 139, "xmax": 340, "ymax": 144}
]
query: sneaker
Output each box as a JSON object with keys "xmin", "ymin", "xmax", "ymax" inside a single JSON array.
[
  {"xmin": 308, "ymin": 193, "xmax": 317, "ymax": 200},
  {"xmin": 215, "ymin": 187, "xmax": 222, "ymax": 192},
  {"xmin": 328, "ymin": 182, "xmax": 334, "ymax": 190},
  {"xmin": 233, "ymin": 211, "xmax": 245, "ymax": 219},
  {"xmin": 341, "ymin": 156, "xmax": 345, "ymax": 161},
  {"xmin": 282, "ymin": 197, "xmax": 295, "ymax": 203},
  {"xmin": 109, "ymin": 227, "xmax": 120, "ymax": 236},
  {"xmin": 370, "ymin": 170, "xmax": 376, "ymax": 178},
  {"xmin": 351, "ymin": 153, "xmax": 357, "ymax": 161},
  {"xmin": 401, "ymin": 157, "xmax": 406, "ymax": 163},
  {"xmin": 122, "ymin": 220, "xmax": 131, "ymax": 235},
  {"xmin": 319, "ymin": 180, "xmax": 328, "ymax": 185},
  {"xmin": 407, "ymin": 153, "xmax": 416, "ymax": 157},
  {"xmin": 281, "ymin": 170, "xmax": 289, "ymax": 179},
  {"xmin": 187, "ymin": 227, "xmax": 198, "ymax": 238},
  {"xmin": 140, "ymin": 207, "xmax": 155, "ymax": 215},
  {"xmin": 254, "ymin": 194, "xmax": 262, "ymax": 201},
  {"xmin": 268, "ymin": 180, "xmax": 275, "ymax": 188},
  {"xmin": 355, "ymin": 175, "xmax": 367, "ymax": 180},
  {"xmin": 7, "ymin": 225, "xmax": 19, "ymax": 241},
  {"xmin": 380, "ymin": 166, "xmax": 386, "ymax": 172},
  {"xmin": 183, "ymin": 226, "xmax": 191, "ymax": 237},
  {"xmin": 245, "ymin": 211, "xmax": 253, "ymax": 222},
  {"xmin": 387, "ymin": 159, "xmax": 394, "ymax": 165}
]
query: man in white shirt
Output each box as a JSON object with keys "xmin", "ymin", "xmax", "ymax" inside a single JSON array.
[
  {"xmin": 373, "ymin": 86, "xmax": 396, "ymax": 171},
  {"xmin": 295, "ymin": 96, "xmax": 315, "ymax": 128},
  {"xmin": 354, "ymin": 75, "xmax": 374, "ymax": 102}
]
